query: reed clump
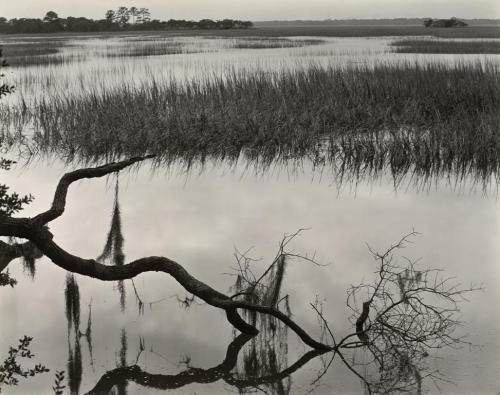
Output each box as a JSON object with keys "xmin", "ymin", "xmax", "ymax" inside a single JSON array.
[
  {"xmin": 3, "ymin": 61, "xmax": 500, "ymax": 184},
  {"xmin": 232, "ymin": 38, "xmax": 324, "ymax": 49},
  {"xmin": 106, "ymin": 41, "xmax": 201, "ymax": 57},
  {"xmin": 1, "ymin": 42, "xmax": 66, "ymax": 67},
  {"xmin": 391, "ymin": 39, "xmax": 500, "ymax": 54}
]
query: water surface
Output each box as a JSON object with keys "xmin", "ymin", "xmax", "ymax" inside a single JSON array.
[{"xmin": 0, "ymin": 159, "xmax": 498, "ymax": 394}]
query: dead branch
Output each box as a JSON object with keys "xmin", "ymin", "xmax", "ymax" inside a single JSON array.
[
  {"xmin": 0, "ymin": 156, "xmax": 332, "ymax": 351},
  {"xmin": 339, "ymin": 231, "xmax": 481, "ymax": 393}
]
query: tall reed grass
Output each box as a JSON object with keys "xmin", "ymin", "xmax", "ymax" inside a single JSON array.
[{"xmin": 2, "ymin": 61, "xmax": 500, "ymax": 185}]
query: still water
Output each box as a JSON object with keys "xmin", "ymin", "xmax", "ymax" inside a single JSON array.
[
  {"xmin": 1, "ymin": 34, "xmax": 499, "ymax": 107},
  {"xmin": 0, "ymin": 158, "xmax": 498, "ymax": 394}
]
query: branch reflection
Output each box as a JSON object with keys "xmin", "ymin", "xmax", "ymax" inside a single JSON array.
[{"xmin": 85, "ymin": 333, "xmax": 325, "ymax": 395}]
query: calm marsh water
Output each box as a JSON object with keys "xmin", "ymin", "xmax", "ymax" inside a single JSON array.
[
  {"xmin": 1, "ymin": 34, "xmax": 499, "ymax": 106},
  {"xmin": 0, "ymin": 33, "xmax": 499, "ymax": 394},
  {"xmin": 1, "ymin": 159, "xmax": 499, "ymax": 394}
]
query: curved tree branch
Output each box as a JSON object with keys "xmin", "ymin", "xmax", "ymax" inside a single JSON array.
[
  {"xmin": 0, "ymin": 156, "xmax": 332, "ymax": 351},
  {"xmin": 32, "ymin": 155, "xmax": 156, "ymax": 226}
]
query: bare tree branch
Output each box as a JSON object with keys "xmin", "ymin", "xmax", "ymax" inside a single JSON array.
[
  {"xmin": 0, "ymin": 156, "xmax": 332, "ymax": 351},
  {"xmin": 32, "ymin": 155, "xmax": 156, "ymax": 226},
  {"xmin": 339, "ymin": 231, "xmax": 481, "ymax": 393}
]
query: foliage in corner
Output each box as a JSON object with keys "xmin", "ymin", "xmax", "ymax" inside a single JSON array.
[
  {"xmin": 52, "ymin": 370, "xmax": 66, "ymax": 394},
  {"xmin": 0, "ymin": 271, "xmax": 17, "ymax": 287},
  {"xmin": 0, "ymin": 336, "xmax": 50, "ymax": 392}
]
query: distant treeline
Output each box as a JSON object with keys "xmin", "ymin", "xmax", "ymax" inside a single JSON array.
[
  {"xmin": 0, "ymin": 8, "xmax": 253, "ymax": 34},
  {"xmin": 255, "ymin": 18, "xmax": 500, "ymax": 27},
  {"xmin": 423, "ymin": 18, "xmax": 467, "ymax": 28}
]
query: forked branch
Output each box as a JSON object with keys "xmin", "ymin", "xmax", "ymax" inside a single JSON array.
[{"xmin": 0, "ymin": 156, "xmax": 332, "ymax": 351}]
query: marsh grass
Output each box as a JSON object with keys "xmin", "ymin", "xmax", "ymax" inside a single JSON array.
[
  {"xmin": 6, "ymin": 54, "xmax": 74, "ymax": 67},
  {"xmin": 248, "ymin": 25, "xmax": 500, "ymax": 39},
  {"xmin": 106, "ymin": 42, "xmax": 192, "ymax": 57},
  {"xmin": 232, "ymin": 38, "xmax": 324, "ymax": 49},
  {"xmin": 103, "ymin": 36, "xmax": 324, "ymax": 57},
  {"xmin": 391, "ymin": 39, "xmax": 500, "ymax": 54},
  {"xmin": 2, "ymin": 61, "xmax": 500, "ymax": 186},
  {"xmin": 0, "ymin": 41, "xmax": 68, "ymax": 67},
  {"xmin": 1, "ymin": 42, "xmax": 62, "ymax": 57},
  {"xmin": 174, "ymin": 25, "xmax": 500, "ymax": 39}
]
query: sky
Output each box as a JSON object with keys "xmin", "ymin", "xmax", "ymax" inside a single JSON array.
[{"xmin": 1, "ymin": 0, "xmax": 499, "ymax": 21}]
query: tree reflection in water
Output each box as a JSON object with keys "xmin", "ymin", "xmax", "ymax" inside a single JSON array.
[
  {"xmin": 0, "ymin": 157, "xmax": 481, "ymax": 394},
  {"xmin": 230, "ymin": 247, "xmax": 294, "ymax": 394},
  {"xmin": 82, "ymin": 231, "xmax": 464, "ymax": 395},
  {"xmin": 112, "ymin": 329, "xmax": 128, "ymax": 395},
  {"xmin": 64, "ymin": 274, "xmax": 93, "ymax": 395},
  {"xmin": 65, "ymin": 274, "xmax": 82, "ymax": 395},
  {"xmin": 97, "ymin": 179, "xmax": 126, "ymax": 312},
  {"xmin": 0, "ymin": 235, "xmax": 478, "ymax": 395},
  {"xmin": 85, "ymin": 332, "xmax": 324, "ymax": 395}
]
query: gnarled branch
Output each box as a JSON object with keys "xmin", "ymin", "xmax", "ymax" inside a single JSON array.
[
  {"xmin": 0, "ymin": 156, "xmax": 332, "ymax": 351},
  {"xmin": 32, "ymin": 155, "xmax": 156, "ymax": 226}
]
